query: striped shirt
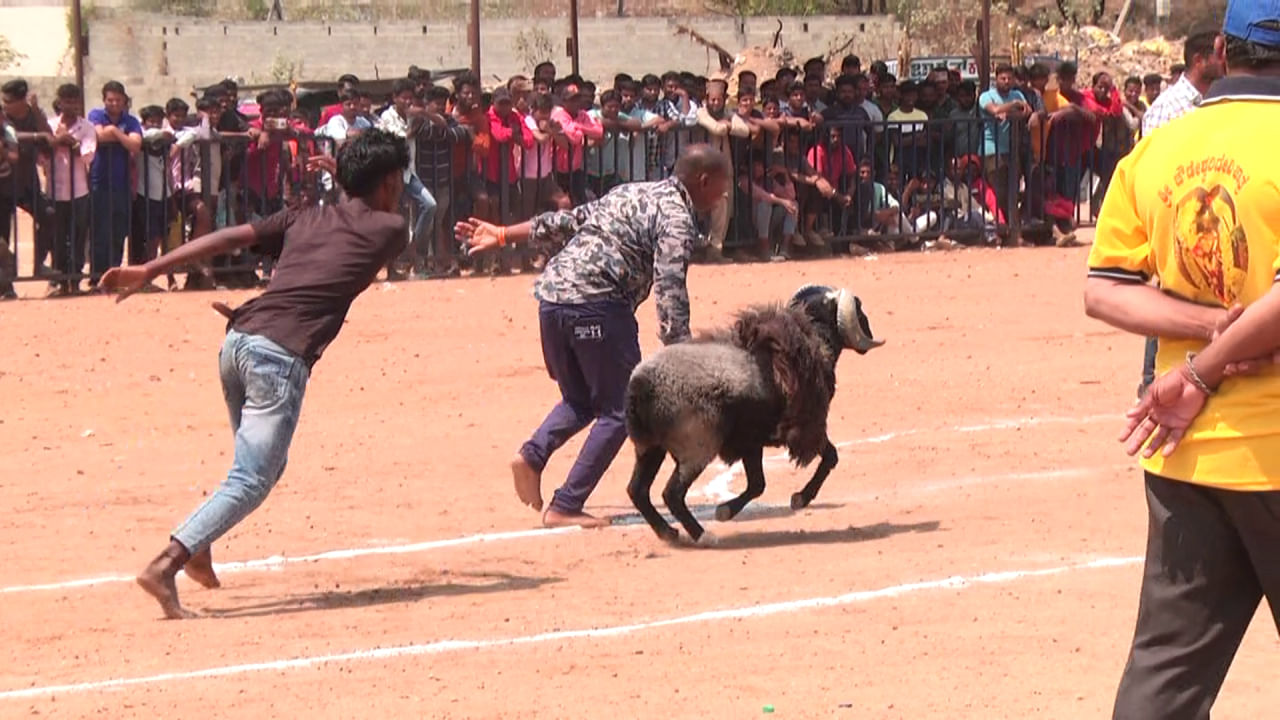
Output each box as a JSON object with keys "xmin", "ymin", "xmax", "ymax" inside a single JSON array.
[{"xmin": 1141, "ymin": 75, "xmax": 1202, "ymax": 135}]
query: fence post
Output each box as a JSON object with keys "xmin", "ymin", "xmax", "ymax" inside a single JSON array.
[{"xmin": 1009, "ymin": 116, "xmax": 1022, "ymax": 246}]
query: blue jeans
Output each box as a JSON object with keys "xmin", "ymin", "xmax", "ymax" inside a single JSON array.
[
  {"xmin": 172, "ymin": 330, "xmax": 309, "ymax": 554},
  {"xmin": 90, "ymin": 185, "xmax": 132, "ymax": 277},
  {"xmin": 403, "ymin": 174, "xmax": 437, "ymax": 252}
]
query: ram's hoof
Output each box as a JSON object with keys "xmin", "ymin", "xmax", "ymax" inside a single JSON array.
[
  {"xmin": 694, "ymin": 530, "xmax": 720, "ymax": 548},
  {"xmin": 790, "ymin": 492, "xmax": 811, "ymax": 510}
]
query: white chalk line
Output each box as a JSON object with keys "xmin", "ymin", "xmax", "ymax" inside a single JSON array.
[
  {"xmin": 0, "ymin": 554, "xmax": 1143, "ymax": 701},
  {"xmin": 699, "ymin": 412, "xmax": 1123, "ymax": 502},
  {"xmin": 0, "ymin": 455, "xmax": 1133, "ymax": 597},
  {"xmin": 0, "ymin": 526, "xmax": 579, "ymax": 595},
  {"xmin": 0, "ymin": 501, "xmax": 810, "ymax": 596}
]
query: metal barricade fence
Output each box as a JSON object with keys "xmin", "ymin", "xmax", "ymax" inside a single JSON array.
[
  {"xmin": 2, "ymin": 110, "xmax": 1131, "ymax": 290},
  {"xmin": 3, "ymin": 130, "xmax": 337, "ymax": 291},
  {"xmin": 476, "ymin": 115, "xmax": 1022, "ymax": 255}
]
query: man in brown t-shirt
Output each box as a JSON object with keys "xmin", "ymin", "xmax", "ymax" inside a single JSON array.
[{"xmin": 101, "ymin": 129, "xmax": 408, "ymax": 619}]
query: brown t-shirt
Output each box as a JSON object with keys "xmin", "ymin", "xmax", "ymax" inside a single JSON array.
[
  {"xmin": 6, "ymin": 104, "xmax": 51, "ymax": 189},
  {"xmin": 231, "ymin": 199, "xmax": 407, "ymax": 367}
]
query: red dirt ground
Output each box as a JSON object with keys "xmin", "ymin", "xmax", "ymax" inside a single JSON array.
[{"xmin": 2, "ymin": 241, "xmax": 1276, "ymax": 719}]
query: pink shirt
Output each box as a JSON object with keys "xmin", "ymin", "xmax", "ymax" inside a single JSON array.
[
  {"xmin": 485, "ymin": 107, "xmax": 534, "ymax": 183},
  {"xmin": 550, "ymin": 106, "xmax": 602, "ymax": 174},
  {"xmin": 45, "ymin": 115, "xmax": 97, "ymax": 201},
  {"xmin": 522, "ymin": 115, "xmax": 555, "ymax": 179}
]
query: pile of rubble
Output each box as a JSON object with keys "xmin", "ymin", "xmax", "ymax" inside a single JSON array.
[
  {"xmin": 1023, "ymin": 24, "xmax": 1184, "ymax": 82},
  {"xmin": 718, "ymin": 45, "xmax": 795, "ymax": 95}
]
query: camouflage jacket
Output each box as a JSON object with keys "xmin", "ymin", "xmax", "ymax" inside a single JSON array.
[{"xmin": 529, "ymin": 177, "xmax": 698, "ymax": 345}]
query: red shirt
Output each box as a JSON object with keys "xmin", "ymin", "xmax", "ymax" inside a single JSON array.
[
  {"xmin": 450, "ymin": 104, "xmax": 489, "ymax": 179},
  {"xmin": 1047, "ymin": 88, "xmax": 1095, "ymax": 161},
  {"xmin": 1082, "ymin": 89, "xmax": 1126, "ymax": 152},
  {"xmin": 318, "ymin": 103, "xmax": 343, "ymax": 128},
  {"xmin": 245, "ymin": 118, "xmax": 288, "ymax": 199},
  {"xmin": 805, "ymin": 143, "xmax": 856, "ymax": 185},
  {"xmin": 485, "ymin": 107, "xmax": 534, "ymax": 184}
]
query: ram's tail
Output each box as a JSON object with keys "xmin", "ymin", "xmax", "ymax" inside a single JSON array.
[{"xmin": 624, "ymin": 364, "xmax": 661, "ymax": 449}]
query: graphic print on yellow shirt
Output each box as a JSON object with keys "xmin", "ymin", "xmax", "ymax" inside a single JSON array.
[
  {"xmin": 1172, "ymin": 183, "xmax": 1249, "ymax": 307},
  {"xmin": 1087, "ymin": 77, "xmax": 1280, "ymax": 491}
]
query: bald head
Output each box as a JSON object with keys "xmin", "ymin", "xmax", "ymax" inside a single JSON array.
[
  {"xmin": 675, "ymin": 144, "xmax": 729, "ymax": 182},
  {"xmin": 674, "ymin": 144, "xmax": 730, "ymax": 212}
]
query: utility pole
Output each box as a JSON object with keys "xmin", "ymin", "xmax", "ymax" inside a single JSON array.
[
  {"xmin": 72, "ymin": 0, "xmax": 85, "ymax": 94},
  {"xmin": 569, "ymin": 0, "xmax": 581, "ymax": 76},
  {"xmin": 469, "ymin": 0, "xmax": 480, "ymax": 78},
  {"xmin": 978, "ymin": 0, "xmax": 991, "ymax": 89}
]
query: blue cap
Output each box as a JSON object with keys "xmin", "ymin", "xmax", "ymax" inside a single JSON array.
[{"xmin": 1224, "ymin": 0, "xmax": 1280, "ymax": 47}]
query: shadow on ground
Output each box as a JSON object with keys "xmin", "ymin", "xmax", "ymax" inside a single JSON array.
[
  {"xmin": 200, "ymin": 571, "xmax": 563, "ymax": 619},
  {"xmin": 703, "ymin": 519, "xmax": 942, "ymax": 551},
  {"xmin": 607, "ymin": 500, "xmax": 845, "ymax": 528}
]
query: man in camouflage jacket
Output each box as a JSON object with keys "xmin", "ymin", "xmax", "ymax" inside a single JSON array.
[{"xmin": 458, "ymin": 144, "xmax": 730, "ymax": 528}]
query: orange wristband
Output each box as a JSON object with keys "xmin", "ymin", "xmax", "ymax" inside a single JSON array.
[{"xmin": 497, "ymin": 226, "xmax": 507, "ymax": 247}]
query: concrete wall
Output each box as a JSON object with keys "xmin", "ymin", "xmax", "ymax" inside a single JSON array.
[
  {"xmin": 1, "ymin": 13, "xmax": 901, "ymax": 108},
  {"xmin": 0, "ymin": 7, "xmax": 74, "ymax": 78}
]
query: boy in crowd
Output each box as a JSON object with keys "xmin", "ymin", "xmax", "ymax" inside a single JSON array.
[
  {"xmin": 1141, "ymin": 72, "xmax": 1163, "ymax": 108},
  {"xmin": 87, "ymin": 80, "xmax": 143, "ymax": 282},
  {"xmin": 1, "ymin": 79, "xmax": 55, "ymax": 286},
  {"xmin": 379, "ymin": 77, "xmax": 438, "ymax": 277},
  {"xmin": 43, "ymin": 84, "xmax": 97, "ymax": 296},
  {"xmin": 587, "ymin": 89, "xmax": 647, "ymax": 194},
  {"xmin": 171, "ymin": 93, "xmax": 225, "ymax": 290},
  {"xmin": 0, "ymin": 104, "xmax": 18, "ymax": 298},
  {"xmin": 888, "ymin": 80, "xmax": 930, "ymax": 183},
  {"xmin": 132, "ymin": 104, "xmax": 173, "ymax": 281},
  {"xmin": 696, "ymin": 79, "xmax": 750, "ymax": 262},
  {"xmin": 550, "ymin": 81, "xmax": 603, "ymax": 207},
  {"xmin": 416, "ymin": 85, "xmax": 471, "ymax": 276}
]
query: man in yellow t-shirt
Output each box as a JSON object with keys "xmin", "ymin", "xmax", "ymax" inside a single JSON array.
[{"xmin": 1085, "ymin": 3, "xmax": 1280, "ymax": 716}]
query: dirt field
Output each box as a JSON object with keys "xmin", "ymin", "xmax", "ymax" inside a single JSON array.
[{"xmin": 2, "ymin": 243, "xmax": 1276, "ymax": 719}]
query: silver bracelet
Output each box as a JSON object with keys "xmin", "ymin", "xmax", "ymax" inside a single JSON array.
[{"xmin": 1185, "ymin": 352, "xmax": 1215, "ymax": 396}]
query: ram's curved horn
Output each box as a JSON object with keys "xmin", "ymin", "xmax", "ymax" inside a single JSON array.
[{"xmin": 835, "ymin": 289, "xmax": 884, "ymax": 352}]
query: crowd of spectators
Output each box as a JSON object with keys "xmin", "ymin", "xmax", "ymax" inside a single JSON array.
[{"xmin": 0, "ymin": 40, "xmax": 1206, "ymax": 298}]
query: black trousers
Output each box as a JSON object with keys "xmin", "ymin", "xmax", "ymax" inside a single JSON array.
[{"xmin": 1113, "ymin": 472, "xmax": 1280, "ymax": 720}]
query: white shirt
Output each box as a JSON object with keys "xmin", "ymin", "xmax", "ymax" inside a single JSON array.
[
  {"xmin": 522, "ymin": 114, "xmax": 555, "ymax": 180},
  {"xmin": 136, "ymin": 127, "xmax": 172, "ymax": 201},
  {"xmin": 1141, "ymin": 75, "xmax": 1202, "ymax": 135},
  {"xmin": 861, "ymin": 98, "xmax": 884, "ymax": 124},
  {"xmin": 377, "ymin": 106, "xmax": 418, "ymax": 181},
  {"xmin": 320, "ymin": 113, "xmax": 372, "ymax": 144},
  {"xmin": 171, "ymin": 115, "xmax": 221, "ymax": 196}
]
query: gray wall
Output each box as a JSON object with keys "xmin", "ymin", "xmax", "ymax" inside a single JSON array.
[{"xmin": 63, "ymin": 13, "xmax": 899, "ymax": 107}]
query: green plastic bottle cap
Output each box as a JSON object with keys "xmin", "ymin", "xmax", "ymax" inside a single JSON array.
[{"xmin": 763, "ymin": 705, "xmax": 775, "ymax": 714}]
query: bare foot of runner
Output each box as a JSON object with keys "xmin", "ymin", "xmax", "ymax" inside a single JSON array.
[
  {"xmin": 137, "ymin": 542, "xmax": 199, "ymax": 619},
  {"xmin": 542, "ymin": 508, "xmax": 612, "ymax": 529},
  {"xmin": 182, "ymin": 546, "xmax": 222, "ymax": 589},
  {"xmin": 511, "ymin": 455, "xmax": 543, "ymax": 511}
]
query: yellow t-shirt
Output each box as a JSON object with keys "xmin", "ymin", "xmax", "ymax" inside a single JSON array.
[
  {"xmin": 1087, "ymin": 95, "xmax": 1280, "ymax": 491},
  {"xmin": 1043, "ymin": 88, "xmax": 1070, "ymax": 113}
]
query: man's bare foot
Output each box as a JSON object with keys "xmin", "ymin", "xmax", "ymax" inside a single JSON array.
[
  {"xmin": 542, "ymin": 508, "xmax": 611, "ymax": 529},
  {"xmin": 510, "ymin": 455, "xmax": 543, "ymax": 511},
  {"xmin": 137, "ymin": 542, "xmax": 199, "ymax": 619},
  {"xmin": 182, "ymin": 546, "xmax": 221, "ymax": 589}
]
